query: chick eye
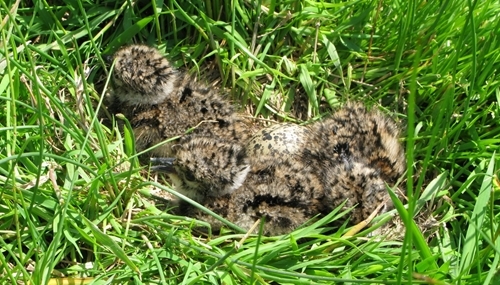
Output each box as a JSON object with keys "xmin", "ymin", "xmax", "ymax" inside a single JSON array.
[{"xmin": 184, "ymin": 171, "xmax": 196, "ymax": 181}]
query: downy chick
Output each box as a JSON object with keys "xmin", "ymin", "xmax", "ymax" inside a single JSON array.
[{"xmin": 107, "ymin": 44, "xmax": 249, "ymax": 158}]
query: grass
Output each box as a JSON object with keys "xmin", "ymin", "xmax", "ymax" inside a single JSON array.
[{"xmin": 1, "ymin": 0, "xmax": 499, "ymax": 284}]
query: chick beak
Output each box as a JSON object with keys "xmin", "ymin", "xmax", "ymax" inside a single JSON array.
[{"xmin": 150, "ymin": 157, "xmax": 176, "ymax": 173}]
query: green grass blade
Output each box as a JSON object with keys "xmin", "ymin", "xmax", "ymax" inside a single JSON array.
[{"xmin": 458, "ymin": 152, "xmax": 495, "ymax": 279}]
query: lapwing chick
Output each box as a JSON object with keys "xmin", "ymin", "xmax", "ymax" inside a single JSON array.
[
  {"xmin": 107, "ymin": 44, "xmax": 249, "ymax": 158},
  {"xmin": 310, "ymin": 103, "xmax": 406, "ymax": 182}
]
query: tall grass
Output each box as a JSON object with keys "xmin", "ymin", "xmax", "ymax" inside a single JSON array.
[{"xmin": 0, "ymin": 0, "xmax": 499, "ymax": 284}]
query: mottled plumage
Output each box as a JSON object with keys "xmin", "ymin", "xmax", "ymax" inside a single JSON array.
[
  {"xmin": 310, "ymin": 103, "xmax": 406, "ymax": 183},
  {"xmin": 152, "ymin": 136, "xmax": 326, "ymax": 235},
  {"xmin": 151, "ymin": 111, "xmax": 403, "ymax": 235},
  {"xmin": 108, "ymin": 45, "xmax": 406, "ymax": 236},
  {"xmin": 151, "ymin": 137, "xmax": 250, "ymax": 201},
  {"xmin": 243, "ymin": 103, "xmax": 406, "ymax": 228},
  {"xmin": 245, "ymin": 123, "xmax": 310, "ymax": 165},
  {"xmin": 108, "ymin": 44, "xmax": 249, "ymax": 158}
]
